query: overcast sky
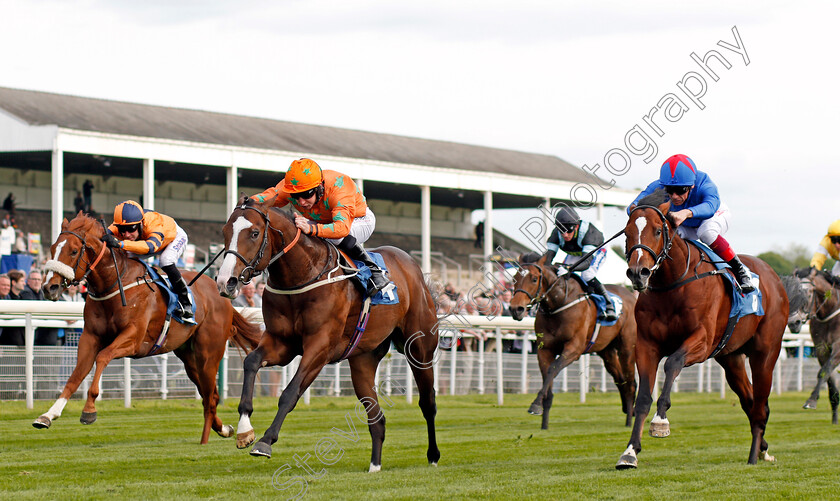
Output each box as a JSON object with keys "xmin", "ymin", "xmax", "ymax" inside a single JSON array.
[{"xmin": 1, "ymin": 0, "xmax": 838, "ymax": 256}]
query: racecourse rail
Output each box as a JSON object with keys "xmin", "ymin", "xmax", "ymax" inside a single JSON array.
[{"xmin": 0, "ymin": 299, "xmax": 818, "ymax": 410}]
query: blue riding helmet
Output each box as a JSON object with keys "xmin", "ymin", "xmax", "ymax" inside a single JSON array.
[{"xmin": 659, "ymin": 154, "xmax": 697, "ymax": 186}]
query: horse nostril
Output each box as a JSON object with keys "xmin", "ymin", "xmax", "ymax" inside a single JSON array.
[{"xmin": 639, "ymin": 268, "xmax": 652, "ymax": 279}]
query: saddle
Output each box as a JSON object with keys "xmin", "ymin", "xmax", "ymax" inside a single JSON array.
[
  {"xmin": 335, "ymin": 248, "xmax": 399, "ymax": 305},
  {"xmin": 560, "ymin": 272, "xmax": 622, "ymax": 325},
  {"xmin": 136, "ymin": 260, "xmax": 197, "ymax": 325}
]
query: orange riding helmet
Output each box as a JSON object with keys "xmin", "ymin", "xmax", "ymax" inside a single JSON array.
[{"xmin": 281, "ymin": 158, "xmax": 323, "ymax": 193}]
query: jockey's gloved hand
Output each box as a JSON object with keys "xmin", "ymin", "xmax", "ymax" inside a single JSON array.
[{"xmin": 103, "ymin": 233, "xmax": 121, "ymax": 249}]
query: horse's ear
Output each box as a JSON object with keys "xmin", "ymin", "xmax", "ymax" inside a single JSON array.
[
  {"xmin": 658, "ymin": 199, "xmax": 671, "ymax": 216},
  {"xmin": 537, "ymin": 253, "xmax": 548, "ymax": 266},
  {"xmin": 61, "ymin": 217, "xmax": 70, "ymax": 231}
]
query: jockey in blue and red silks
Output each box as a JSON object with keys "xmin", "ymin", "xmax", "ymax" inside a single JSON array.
[{"xmin": 628, "ymin": 153, "xmax": 756, "ymax": 293}]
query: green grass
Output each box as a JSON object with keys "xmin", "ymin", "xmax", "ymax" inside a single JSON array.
[{"xmin": 2, "ymin": 392, "xmax": 839, "ymax": 500}]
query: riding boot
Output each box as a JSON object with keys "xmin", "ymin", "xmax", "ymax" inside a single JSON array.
[
  {"xmin": 588, "ymin": 277, "xmax": 617, "ymax": 322},
  {"xmin": 162, "ymin": 264, "xmax": 193, "ymax": 319},
  {"xmin": 346, "ymin": 242, "xmax": 393, "ymax": 296},
  {"xmin": 726, "ymin": 256, "xmax": 756, "ymax": 294}
]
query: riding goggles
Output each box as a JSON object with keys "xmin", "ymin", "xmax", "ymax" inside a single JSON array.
[
  {"xmin": 557, "ymin": 224, "xmax": 577, "ymax": 234},
  {"xmin": 665, "ymin": 186, "xmax": 690, "ymax": 195},
  {"xmin": 116, "ymin": 223, "xmax": 140, "ymax": 234},
  {"xmin": 290, "ymin": 187, "xmax": 318, "ymax": 200},
  {"xmin": 830, "ymin": 236, "xmax": 840, "ymax": 245}
]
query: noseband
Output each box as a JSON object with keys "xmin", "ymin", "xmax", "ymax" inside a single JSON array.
[
  {"xmin": 224, "ymin": 204, "xmax": 301, "ymax": 284},
  {"xmin": 513, "ymin": 264, "xmax": 548, "ymax": 310},
  {"xmin": 625, "ymin": 205, "xmax": 673, "ymax": 272}
]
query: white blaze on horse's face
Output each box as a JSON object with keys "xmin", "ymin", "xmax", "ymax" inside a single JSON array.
[
  {"xmin": 217, "ymin": 216, "xmax": 253, "ymax": 289},
  {"xmin": 44, "ymin": 240, "xmax": 67, "ymax": 284},
  {"xmin": 633, "ymin": 216, "xmax": 648, "ymax": 264}
]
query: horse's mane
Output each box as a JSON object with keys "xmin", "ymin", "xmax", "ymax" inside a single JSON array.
[
  {"xmin": 67, "ymin": 213, "xmax": 103, "ymax": 236},
  {"xmin": 636, "ymin": 188, "xmax": 669, "ymax": 208},
  {"xmin": 780, "ymin": 275, "xmax": 810, "ymax": 313}
]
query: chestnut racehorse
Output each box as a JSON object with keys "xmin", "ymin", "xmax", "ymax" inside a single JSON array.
[
  {"xmin": 35, "ymin": 212, "xmax": 262, "ymax": 444},
  {"xmin": 216, "ymin": 197, "xmax": 440, "ymax": 471},
  {"xmin": 797, "ymin": 270, "xmax": 840, "ymax": 423},
  {"xmin": 509, "ymin": 254, "xmax": 637, "ymax": 430},
  {"xmin": 617, "ymin": 190, "xmax": 788, "ymax": 469}
]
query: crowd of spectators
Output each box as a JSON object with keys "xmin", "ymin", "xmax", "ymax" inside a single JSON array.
[{"xmin": 0, "ymin": 267, "xmax": 88, "ymax": 347}]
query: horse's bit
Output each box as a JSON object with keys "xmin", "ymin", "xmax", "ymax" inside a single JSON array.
[{"xmin": 223, "ymin": 204, "xmax": 298, "ymax": 285}]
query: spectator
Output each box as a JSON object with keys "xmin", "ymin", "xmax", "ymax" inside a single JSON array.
[
  {"xmin": 0, "ymin": 270, "xmax": 26, "ymax": 345},
  {"xmin": 19, "ymin": 269, "xmax": 59, "ymax": 346},
  {"xmin": 474, "ymin": 220, "xmax": 484, "ymax": 248},
  {"xmin": 232, "ymin": 282, "xmax": 262, "ymax": 308},
  {"xmin": 73, "ymin": 191, "xmax": 85, "ymax": 213},
  {"xmin": 255, "ymin": 280, "xmax": 266, "ymax": 299},
  {"xmin": 83, "ymin": 179, "xmax": 94, "ymax": 213},
  {"xmin": 0, "ymin": 273, "xmax": 10, "ymax": 299},
  {"xmin": 2, "ymin": 192, "xmax": 15, "ymax": 215},
  {"xmin": 1, "ymin": 213, "xmax": 11, "ymax": 229}
]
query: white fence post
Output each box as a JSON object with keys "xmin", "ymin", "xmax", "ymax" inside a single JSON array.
[
  {"xmin": 124, "ymin": 358, "xmax": 131, "ymax": 408},
  {"xmin": 25, "ymin": 312, "xmax": 34, "ymax": 409},
  {"xmin": 496, "ymin": 327, "xmax": 503, "ymax": 406},
  {"xmin": 520, "ymin": 332, "xmax": 529, "ymax": 394},
  {"xmin": 161, "ymin": 352, "xmax": 169, "ymax": 400}
]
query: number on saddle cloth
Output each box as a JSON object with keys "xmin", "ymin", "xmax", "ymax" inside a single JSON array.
[
  {"xmin": 349, "ymin": 252, "xmax": 399, "ymax": 305},
  {"xmin": 138, "ymin": 261, "xmax": 196, "ymax": 324}
]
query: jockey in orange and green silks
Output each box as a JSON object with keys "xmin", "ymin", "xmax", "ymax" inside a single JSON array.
[
  {"xmin": 629, "ymin": 154, "xmax": 756, "ymax": 293},
  {"xmin": 810, "ymin": 219, "xmax": 840, "ymax": 277},
  {"xmin": 250, "ymin": 158, "xmax": 393, "ymax": 295}
]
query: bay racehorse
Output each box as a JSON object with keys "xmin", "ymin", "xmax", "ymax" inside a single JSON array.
[
  {"xmin": 509, "ymin": 253, "xmax": 637, "ymax": 430},
  {"xmin": 796, "ymin": 269, "xmax": 840, "ymax": 423},
  {"xmin": 35, "ymin": 212, "xmax": 262, "ymax": 444},
  {"xmin": 617, "ymin": 190, "xmax": 788, "ymax": 469},
  {"xmin": 215, "ymin": 196, "xmax": 440, "ymax": 471}
]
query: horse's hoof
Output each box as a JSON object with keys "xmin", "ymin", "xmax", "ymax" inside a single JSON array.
[
  {"xmin": 217, "ymin": 424, "xmax": 235, "ymax": 438},
  {"xmin": 616, "ymin": 446, "xmax": 638, "ymax": 470},
  {"xmin": 803, "ymin": 401, "xmax": 817, "ymax": 410},
  {"xmin": 80, "ymin": 411, "xmax": 97, "ymax": 425},
  {"xmin": 528, "ymin": 403, "xmax": 543, "ymax": 415},
  {"xmin": 760, "ymin": 450, "xmax": 776, "ymax": 463},
  {"xmin": 368, "ymin": 463, "xmax": 381, "ymax": 473},
  {"xmin": 32, "ymin": 416, "xmax": 52, "ymax": 429},
  {"xmin": 236, "ymin": 429, "xmax": 255, "ymax": 449},
  {"xmin": 649, "ymin": 421, "xmax": 670, "ymax": 438},
  {"xmin": 250, "ymin": 441, "xmax": 272, "ymax": 458}
]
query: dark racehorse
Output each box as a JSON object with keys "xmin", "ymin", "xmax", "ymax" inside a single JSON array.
[
  {"xmin": 617, "ymin": 190, "xmax": 788, "ymax": 469},
  {"xmin": 215, "ymin": 197, "xmax": 439, "ymax": 471},
  {"xmin": 509, "ymin": 254, "xmax": 637, "ymax": 430},
  {"xmin": 35, "ymin": 213, "xmax": 262, "ymax": 444},
  {"xmin": 796, "ymin": 270, "xmax": 840, "ymax": 423}
]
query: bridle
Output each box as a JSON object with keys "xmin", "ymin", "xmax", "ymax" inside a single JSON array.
[
  {"xmin": 52, "ymin": 230, "xmax": 108, "ymax": 287},
  {"xmin": 223, "ymin": 204, "xmax": 301, "ymax": 285},
  {"xmin": 804, "ymin": 275, "xmax": 840, "ymax": 323},
  {"xmin": 625, "ymin": 204, "xmax": 673, "ymax": 273},
  {"xmin": 513, "ymin": 263, "xmax": 548, "ymax": 310}
]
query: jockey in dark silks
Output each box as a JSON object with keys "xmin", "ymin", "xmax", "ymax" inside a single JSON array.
[
  {"xmin": 542, "ymin": 207, "xmax": 617, "ymax": 322},
  {"xmin": 628, "ymin": 154, "xmax": 756, "ymax": 293}
]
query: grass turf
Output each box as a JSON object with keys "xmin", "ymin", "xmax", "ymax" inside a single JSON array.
[{"xmin": 2, "ymin": 392, "xmax": 839, "ymax": 500}]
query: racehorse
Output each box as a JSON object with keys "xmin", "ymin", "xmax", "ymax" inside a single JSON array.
[
  {"xmin": 617, "ymin": 190, "xmax": 788, "ymax": 469},
  {"xmin": 509, "ymin": 254, "xmax": 637, "ymax": 430},
  {"xmin": 796, "ymin": 270, "xmax": 840, "ymax": 423},
  {"xmin": 35, "ymin": 212, "xmax": 262, "ymax": 444},
  {"xmin": 215, "ymin": 196, "xmax": 440, "ymax": 471}
]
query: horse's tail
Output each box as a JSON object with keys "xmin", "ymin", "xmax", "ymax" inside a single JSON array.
[{"xmin": 229, "ymin": 308, "xmax": 263, "ymax": 353}]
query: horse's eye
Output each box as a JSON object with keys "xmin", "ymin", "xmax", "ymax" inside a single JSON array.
[
  {"xmin": 250, "ymin": 230, "xmax": 259, "ymax": 239},
  {"xmin": 70, "ymin": 249, "xmax": 78, "ymax": 256},
  {"xmin": 655, "ymin": 228, "xmax": 662, "ymax": 237}
]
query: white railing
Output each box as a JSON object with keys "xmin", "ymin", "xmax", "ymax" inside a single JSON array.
[{"xmin": 0, "ymin": 300, "xmax": 819, "ymax": 409}]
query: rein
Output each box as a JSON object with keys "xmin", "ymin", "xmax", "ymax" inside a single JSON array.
[
  {"xmin": 223, "ymin": 204, "xmax": 302, "ymax": 285},
  {"xmin": 626, "ymin": 205, "xmax": 672, "ymax": 273}
]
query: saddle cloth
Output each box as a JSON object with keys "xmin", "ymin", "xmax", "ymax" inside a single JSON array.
[
  {"xmin": 589, "ymin": 292, "xmax": 623, "ymax": 327},
  {"xmin": 349, "ymin": 252, "xmax": 399, "ymax": 305},
  {"xmin": 137, "ymin": 260, "xmax": 197, "ymax": 324},
  {"xmin": 686, "ymin": 240, "xmax": 764, "ymax": 320}
]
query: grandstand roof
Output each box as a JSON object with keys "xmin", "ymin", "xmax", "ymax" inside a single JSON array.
[{"xmin": 0, "ymin": 86, "xmax": 592, "ymax": 184}]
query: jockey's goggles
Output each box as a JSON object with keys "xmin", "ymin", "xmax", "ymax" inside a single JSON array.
[
  {"xmin": 558, "ymin": 224, "xmax": 577, "ymax": 234},
  {"xmin": 116, "ymin": 223, "xmax": 140, "ymax": 234},
  {"xmin": 665, "ymin": 186, "xmax": 690, "ymax": 195},
  {"xmin": 290, "ymin": 187, "xmax": 318, "ymax": 200},
  {"xmin": 830, "ymin": 236, "xmax": 840, "ymax": 245}
]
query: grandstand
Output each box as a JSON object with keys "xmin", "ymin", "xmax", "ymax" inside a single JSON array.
[{"xmin": 0, "ymin": 86, "xmax": 637, "ymax": 285}]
